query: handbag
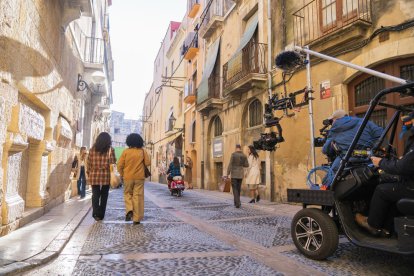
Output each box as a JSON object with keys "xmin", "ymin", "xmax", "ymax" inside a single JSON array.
[
  {"xmin": 141, "ymin": 149, "xmax": 151, "ymax": 178},
  {"xmin": 108, "ymin": 149, "xmax": 121, "ymax": 188}
]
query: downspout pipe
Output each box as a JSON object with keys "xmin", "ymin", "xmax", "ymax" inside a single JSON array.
[{"xmin": 266, "ymin": 0, "xmax": 275, "ymax": 201}]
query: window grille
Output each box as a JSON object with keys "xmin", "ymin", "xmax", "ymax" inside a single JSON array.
[
  {"xmin": 356, "ymin": 109, "xmax": 387, "ymax": 128},
  {"xmin": 214, "ymin": 116, "xmax": 223, "ymax": 137},
  {"xmin": 249, "ymin": 99, "xmax": 262, "ymax": 127},
  {"xmin": 354, "ymin": 76, "xmax": 385, "ymax": 106}
]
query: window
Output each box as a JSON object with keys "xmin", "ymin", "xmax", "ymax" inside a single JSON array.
[
  {"xmin": 213, "ymin": 116, "xmax": 223, "ymax": 137},
  {"xmin": 166, "ymin": 112, "xmax": 174, "ymax": 132},
  {"xmin": 171, "ymin": 60, "xmax": 175, "ymax": 75},
  {"xmin": 165, "ymin": 67, "xmax": 168, "ymax": 77},
  {"xmin": 348, "ymin": 58, "xmax": 414, "ymax": 154},
  {"xmin": 320, "ymin": 0, "xmax": 362, "ymax": 31},
  {"xmin": 248, "ymin": 99, "xmax": 262, "ymax": 127}
]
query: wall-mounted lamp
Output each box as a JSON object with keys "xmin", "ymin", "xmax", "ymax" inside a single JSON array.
[
  {"xmin": 77, "ymin": 71, "xmax": 106, "ymax": 92},
  {"xmin": 169, "ymin": 114, "xmax": 184, "ymax": 132}
]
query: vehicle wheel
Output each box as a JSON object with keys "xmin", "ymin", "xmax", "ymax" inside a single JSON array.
[
  {"xmin": 291, "ymin": 208, "xmax": 339, "ymax": 260},
  {"xmin": 170, "ymin": 190, "xmax": 174, "ymax": 196}
]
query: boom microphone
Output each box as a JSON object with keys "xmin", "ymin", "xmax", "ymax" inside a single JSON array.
[{"xmin": 275, "ymin": 51, "xmax": 303, "ymax": 71}]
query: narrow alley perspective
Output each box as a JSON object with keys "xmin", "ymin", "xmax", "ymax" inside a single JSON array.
[{"xmin": 12, "ymin": 184, "xmax": 412, "ymax": 275}]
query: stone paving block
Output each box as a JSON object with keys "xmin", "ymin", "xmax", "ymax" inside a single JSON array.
[
  {"xmin": 281, "ymin": 242, "xmax": 414, "ymax": 276},
  {"xmin": 72, "ymin": 256, "xmax": 282, "ymax": 276},
  {"xmin": 182, "ymin": 204, "xmax": 268, "ymax": 221},
  {"xmin": 213, "ymin": 216, "xmax": 292, "ymax": 248},
  {"xmin": 54, "ymin": 230, "xmax": 72, "ymax": 240},
  {"xmin": 80, "ymin": 223, "xmax": 235, "ymax": 255},
  {"xmin": 103, "ymin": 208, "xmax": 182, "ymax": 223}
]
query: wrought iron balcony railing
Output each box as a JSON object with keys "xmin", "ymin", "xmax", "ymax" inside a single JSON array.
[
  {"xmin": 72, "ymin": 22, "xmax": 105, "ymax": 64},
  {"xmin": 223, "ymin": 41, "xmax": 267, "ymax": 91},
  {"xmin": 293, "ymin": 0, "xmax": 372, "ymax": 46},
  {"xmin": 199, "ymin": 0, "xmax": 234, "ymax": 38},
  {"xmin": 181, "ymin": 32, "xmax": 199, "ymax": 60}
]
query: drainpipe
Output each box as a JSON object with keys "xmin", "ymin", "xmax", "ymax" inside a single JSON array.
[
  {"xmin": 266, "ymin": 0, "xmax": 275, "ymax": 201},
  {"xmin": 201, "ymin": 114, "xmax": 205, "ymax": 189}
]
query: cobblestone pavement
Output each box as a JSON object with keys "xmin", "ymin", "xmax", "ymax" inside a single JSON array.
[{"xmin": 24, "ymin": 183, "xmax": 413, "ymax": 275}]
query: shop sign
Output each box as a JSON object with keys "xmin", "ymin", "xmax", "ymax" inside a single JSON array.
[{"xmin": 320, "ymin": 80, "xmax": 331, "ymax": 99}]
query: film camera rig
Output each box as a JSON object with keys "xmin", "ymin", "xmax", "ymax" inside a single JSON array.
[{"xmin": 253, "ymin": 88, "xmax": 310, "ymax": 151}]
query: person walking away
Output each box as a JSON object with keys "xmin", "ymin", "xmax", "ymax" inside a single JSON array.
[
  {"xmin": 246, "ymin": 145, "xmax": 261, "ymax": 203},
  {"xmin": 226, "ymin": 144, "xmax": 249, "ymax": 208},
  {"xmin": 73, "ymin": 147, "xmax": 88, "ymax": 198},
  {"xmin": 184, "ymin": 155, "xmax": 193, "ymax": 189},
  {"xmin": 87, "ymin": 132, "xmax": 116, "ymax": 221},
  {"xmin": 117, "ymin": 133, "xmax": 151, "ymax": 225}
]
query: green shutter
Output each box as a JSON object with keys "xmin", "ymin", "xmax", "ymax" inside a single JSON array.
[{"xmin": 197, "ymin": 37, "xmax": 221, "ymax": 104}]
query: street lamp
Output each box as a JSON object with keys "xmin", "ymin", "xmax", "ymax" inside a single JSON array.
[{"xmin": 77, "ymin": 71, "xmax": 106, "ymax": 92}]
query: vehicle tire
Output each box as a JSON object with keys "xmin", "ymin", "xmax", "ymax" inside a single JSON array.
[
  {"xmin": 170, "ymin": 190, "xmax": 174, "ymax": 196},
  {"xmin": 177, "ymin": 190, "xmax": 182, "ymax": 197},
  {"xmin": 291, "ymin": 208, "xmax": 339, "ymax": 260}
]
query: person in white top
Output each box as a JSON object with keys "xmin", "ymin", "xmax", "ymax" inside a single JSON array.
[{"xmin": 245, "ymin": 145, "xmax": 261, "ymax": 203}]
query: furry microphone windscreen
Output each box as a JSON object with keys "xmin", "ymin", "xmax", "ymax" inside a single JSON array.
[{"xmin": 275, "ymin": 51, "xmax": 303, "ymax": 71}]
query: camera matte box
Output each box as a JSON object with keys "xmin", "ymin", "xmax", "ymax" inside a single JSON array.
[{"xmin": 287, "ymin": 189, "xmax": 335, "ymax": 206}]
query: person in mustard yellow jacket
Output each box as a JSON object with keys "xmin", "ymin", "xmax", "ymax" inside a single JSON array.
[{"xmin": 117, "ymin": 133, "xmax": 151, "ymax": 225}]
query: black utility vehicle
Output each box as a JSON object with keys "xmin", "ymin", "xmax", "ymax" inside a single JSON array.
[{"xmin": 288, "ymin": 83, "xmax": 414, "ymax": 260}]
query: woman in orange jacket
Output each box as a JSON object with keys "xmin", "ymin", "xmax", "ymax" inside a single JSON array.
[{"xmin": 117, "ymin": 133, "xmax": 151, "ymax": 224}]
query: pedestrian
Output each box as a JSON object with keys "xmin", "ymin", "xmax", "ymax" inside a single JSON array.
[
  {"xmin": 226, "ymin": 144, "xmax": 249, "ymax": 208},
  {"xmin": 246, "ymin": 145, "xmax": 261, "ymax": 203},
  {"xmin": 73, "ymin": 147, "xmax": 88, "ymax": 198},
  {"xmin": 87, "ymin": 132, "xmax": 116, "ymax": 221},
  {"xmin": 117, "ymin": 133, "xmax": 151, "ymax": 225},
  {"xmin": 184, "ymin": 155, "xmax": 193, "ymax": 189}
]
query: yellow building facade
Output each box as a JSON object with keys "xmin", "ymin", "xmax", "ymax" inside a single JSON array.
[
  {"xmin": 0, "ymin": 0, "xmax": 113, "ymax": 235},
  {"xmin": 144, "ymin": 0, "xmax": 414, "ymax": 202}
]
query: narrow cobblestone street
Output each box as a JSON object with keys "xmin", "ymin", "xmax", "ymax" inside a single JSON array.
[{"xmin": 23, "ymin": 183, "xmax": 413, "ymax": 276}]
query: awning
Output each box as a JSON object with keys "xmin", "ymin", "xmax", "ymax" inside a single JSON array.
[
  {"xmin": 236, "ymin": 12, "xmax": 258, "ymax": 52},
  {"xmin": 197, "ymin": 37, "xmax": 221, "ymax": 104}
]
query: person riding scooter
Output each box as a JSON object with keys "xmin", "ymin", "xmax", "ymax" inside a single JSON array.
[
  {"xmin": 322, "ymin": 109, "xmax": 383, "ymax": 172},
  {"xmin": 355, "ymin": 111, "xmax": 414, "ymax": 236},
  {"xmin": 167, "ymin": 157, "xmax": 182, "ymax": 185}
]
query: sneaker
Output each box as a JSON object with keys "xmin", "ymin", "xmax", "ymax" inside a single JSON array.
[
  {"xmin": 256, "ymin": 195, "xmax": 260, "ymax": 203},
  {"xmin": 125, "ymin": 211, "xmax": 133, "ymax": 222},
  {"xmin": 133, "ymin": 221, "xmax": 140, "ymax": 225},
  {"xmin": 249, "ymin": 199, "xmax": 256, "ymax": 203}
]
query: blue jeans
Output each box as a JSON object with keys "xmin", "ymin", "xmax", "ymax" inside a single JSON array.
[{"xmin": 77, "ymin": 166, "xmax": 86, "ymax": 198}]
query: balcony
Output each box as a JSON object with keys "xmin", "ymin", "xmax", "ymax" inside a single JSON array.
[
  {"xmin": 181, "ymin": 32, "xmax": 199, "ymax": 60},
  {"xmin": 184, "ymin": 80, "xmax": 196, "ymax": 104},
  {"xmin": 188, "ymin": 0, "xmax": 201, "ymax": 18},
  {"xmin": 199, "ymin": 0, "xmax": 235, "ymax": 39},
  {"xmin": 293, "ymin": 0, "xmax": 372, "ymax": 50},
  {"xmin": 197, "ymin": 74, "xmax": 223, "ymax": 115},
  {"xmin": 223, "ymin": 41, "xmax": 267, "ymax": 95},
  {"xmin": 72, "ymin": 22, "xmax": 105, "ymax": 65}
]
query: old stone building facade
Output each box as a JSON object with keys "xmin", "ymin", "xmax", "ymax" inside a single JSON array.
[
  {"xmin": 143, "ymin": 0, "xmax": 414, "ymax": 201},
  {"xmin": 0, "ymin": 0, "xmax": 114, "ymax": 235}
]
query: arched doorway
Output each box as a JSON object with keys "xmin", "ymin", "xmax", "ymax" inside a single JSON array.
[{"xmin": 348, "ymin": 58, "xmax": 414, "ymax": 155}]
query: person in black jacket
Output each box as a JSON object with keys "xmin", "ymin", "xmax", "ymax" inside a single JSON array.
[{"xmin": 355, "ymin": 112, "xmax": 414, "ymax": 236}]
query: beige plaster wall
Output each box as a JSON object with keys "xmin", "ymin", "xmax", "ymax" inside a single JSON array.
[{"xmin": 0, "ymin": 0, "xmax": 84, "ymax": 235}]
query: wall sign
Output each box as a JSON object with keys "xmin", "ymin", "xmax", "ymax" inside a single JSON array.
[
  {"xmin": 320, "ymin": 80, "xmax": 331, "ymax": 99},
  {"xmin": 213, "ymin": 137, "xmax": 223, "ymax": 158}
]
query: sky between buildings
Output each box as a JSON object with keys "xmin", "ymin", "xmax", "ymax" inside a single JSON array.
[{"xmin": 109, "ymin": 0, "xmax": 187, "ymax": 119}]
